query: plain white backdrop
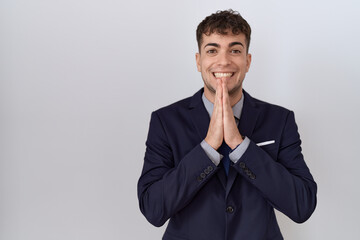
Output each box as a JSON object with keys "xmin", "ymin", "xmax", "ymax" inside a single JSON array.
[{"xmin": 1, "ymin": 0, "xmax": 359, "ymax": 239}]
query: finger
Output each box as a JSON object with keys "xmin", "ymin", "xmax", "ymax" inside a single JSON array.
[
  {"xmin": 222, "ymin": 78, "xmax": 232, "ymax": 115},
  {"xmin": 217, "ymin": 79, "xmax": 223, "ymax": 103},
  {"xmin": 214, "ymin": 79, "xmax": 222, "ymax": 113},
  {"xmin": 221, "ymin": 78, "xmax": 228, "ymax": 102},
  {"xmin": 221, "ymin": 79, "xmax": 242, "ymax": 149},
  {"xmin": 205, "ymin": 79, "xmax": 224, "ymax": 150}
]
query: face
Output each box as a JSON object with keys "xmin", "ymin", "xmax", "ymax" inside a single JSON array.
[{"xmin": 196, "ymin": 32, "xmax": 251, "ymax": 101}]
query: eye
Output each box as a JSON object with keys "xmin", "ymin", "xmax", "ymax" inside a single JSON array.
[
  {"xmin": 206, "ymin": 49, "xmax": 217, "ymax": 55},
  {"xmin": 231, "ymin": 49, "xmax": 241, "ymax": 54}
]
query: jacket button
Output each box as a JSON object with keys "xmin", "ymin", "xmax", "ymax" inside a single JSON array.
[
  {"xmin": 204, "ymin": 168, "xmax": 210, "ymax": 174},
  {"xmin": 200, "ymin": 173, "xmax": 206, "ymax": 178},
  {"xmin": 197, "ymin": 176, "xmax": 203, "ymax": 182},
  {"xmin": 226, "ymin": 206, "xmax": 234, "ymax": 213},
  {"xmin": 249, "ymin": 174, "xmax": 256, "ymax": 180},
  {"xmin": 239, "ymin": 162, "xmax": 246, "ymax": 169},
  {"xmin": 207, "ymin": 166, "xmax": 213, "ymax": 172}
]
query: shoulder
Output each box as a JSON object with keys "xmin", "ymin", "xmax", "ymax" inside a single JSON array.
[
  {"xmin": 245, "ymin": 90, "xmax": 292, "ymax": 114},
  {"xmin": 148, "ymin": 91, "xmax": 202, "ymax": 135},
  {"xmin": 153, "ymin": 95, "xmax": 192, "ymax": 117},
  {"xmin": 152, "ymin": 89, "xmax": 203, "ymax": 118},
  {"xmin": 243, "ymin": 90, "xmax": 295, "ymax": 126}
]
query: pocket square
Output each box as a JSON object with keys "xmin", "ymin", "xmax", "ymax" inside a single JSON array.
[{"xmin": 256, "ymin": 140, "xmax": 275, "ymax": 147}]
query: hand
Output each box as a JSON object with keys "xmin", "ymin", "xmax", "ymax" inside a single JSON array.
[
  {"xmin": 204, "ymin": 79, "xmax": 224, "ymax": 150},
  {"xmin": 205, "ymin": 78, "xmax": 243, "ymax": 150},
  {"xmin": 222, "ymin": 79, "xmax": 243, "ymax": 149}
]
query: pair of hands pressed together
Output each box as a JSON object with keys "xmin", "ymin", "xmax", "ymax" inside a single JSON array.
[{"xmin": 205, "ymin": 78, "xmax": 243, "ymax": 151}]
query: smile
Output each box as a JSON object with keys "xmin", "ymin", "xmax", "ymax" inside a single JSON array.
[{"xmin": 213, "ymin": 72, "xmax": 234, "ymax": 78}]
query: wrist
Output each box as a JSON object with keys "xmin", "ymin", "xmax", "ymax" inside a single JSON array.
[
  {"xmin": 228, "ymin": 135, "xmax": 244, "ymax": 150},
  {"xmin": 204, "ymin": 137, "xmax": 221, "ymax": 150}
]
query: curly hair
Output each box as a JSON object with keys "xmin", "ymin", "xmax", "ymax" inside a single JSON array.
[{"xmin": 196, "ymin": 9, "xmax": 251, "ymax": 53}]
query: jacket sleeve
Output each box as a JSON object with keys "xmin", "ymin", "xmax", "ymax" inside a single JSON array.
[
  {"xmin": 233, "ymin": 111, "xmax": 317, "ymax": 223},
  {"xmin": 137, "ymin": 111, "xmax": 217, "ymax": 227}
]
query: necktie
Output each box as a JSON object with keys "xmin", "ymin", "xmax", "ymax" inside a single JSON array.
[{"xmin": 218, "ymin": 142, "xmax": 231, "ymax": 176}]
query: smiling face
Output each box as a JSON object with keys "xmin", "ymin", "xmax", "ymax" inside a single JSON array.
[{"xmin": 196, "ymin": 32, "xmax": 251, "ymax": 104}]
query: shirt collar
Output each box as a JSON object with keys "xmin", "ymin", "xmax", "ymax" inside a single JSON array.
[{"xmin": 202, "ymin": 92, "xmax": 244, "ymax": 121}]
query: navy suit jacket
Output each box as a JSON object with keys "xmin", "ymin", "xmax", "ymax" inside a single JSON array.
[{"xmin": 138, "ymin": 89, "xmax": 317, "ymax": 240}]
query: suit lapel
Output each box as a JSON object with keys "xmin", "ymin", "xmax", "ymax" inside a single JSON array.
[
  {"xmin": 238, "ymin": 90, "xmax": 260, "ymax": 139},
  {"xmin": 226, "ymin": 169, "xmax": 237, "ymax": 198},
  {"xmin": 226, "ymin": 90, "xmax": 260, "ymax": 197},
  {"xmin": 188, "ymin": 89, "xmax": 210, "ymax": 141},
  {"xmin": 217, "ymin": 166, "xmax": 227, "ymax": 189}
]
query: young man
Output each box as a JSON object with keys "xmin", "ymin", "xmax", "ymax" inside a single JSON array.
[{"xmin": 138, "ymin": 9, "xmax": 317, "ymax": 240}]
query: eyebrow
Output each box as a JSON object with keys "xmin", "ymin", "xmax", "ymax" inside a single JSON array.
[
  {"xmin": 204, "ymin": 43, "xmax": 219, "ymax": 48},
  {"xmin": 229, "ymin": 42, "xmax": 244, "ymax": 48},
  {"xmin": 204, "ymin": 42, "xmax": 244, "ymax": 49}
]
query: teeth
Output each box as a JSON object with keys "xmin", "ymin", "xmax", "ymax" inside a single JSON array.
[{"xmin": 214, "ymin": 72, "xmax": 232, "ymax": 78}]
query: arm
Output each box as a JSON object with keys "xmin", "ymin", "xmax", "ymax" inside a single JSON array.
[
  {"xmin": 137, "ymin": 111, "xmax": 217, "ymax": 227},
  {"xmin": 233, "ymin": 111, "xmax": 317, "ymax": 223}
]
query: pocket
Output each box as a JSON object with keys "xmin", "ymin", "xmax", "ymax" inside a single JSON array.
[{"xmin": 259, "ymin": 144, "xmax": 278, "ymax": 158}]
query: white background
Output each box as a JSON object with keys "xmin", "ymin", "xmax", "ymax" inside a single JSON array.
[{"xmin": 1, "ymin": 0, "xmax": 359, "ymax": 239}]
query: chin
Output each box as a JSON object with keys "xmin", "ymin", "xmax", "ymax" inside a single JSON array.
[
  {"xmin": 203, "ymin": 81, "xmax": 216, "ymax": 94},
  {"xmin": 228, "ymin": 84, "xmax": 243, "ymax": 96}
]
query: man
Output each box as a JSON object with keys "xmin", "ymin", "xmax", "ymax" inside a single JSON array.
[{"xmin": 138, "ymin": 9, "xmax": 317, "ymax": 240}]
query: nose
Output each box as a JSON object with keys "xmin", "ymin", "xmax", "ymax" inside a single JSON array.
[{"xmin": 216, "ymin": 52, "xmax": 231, "ymax": 66}]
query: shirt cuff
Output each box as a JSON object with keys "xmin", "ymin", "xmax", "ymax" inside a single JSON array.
[
  {"xmin": 200, "ymin": 140, "xmax": 222, "ymax": 166},
  {"xmin": 229, "ymin": 137, "xmax": 250, "ymax": 163}
]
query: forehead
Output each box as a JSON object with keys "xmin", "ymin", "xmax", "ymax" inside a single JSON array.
[{"xmin": 201, "ymin": 32, "xmax": 246, "ymax": 47}]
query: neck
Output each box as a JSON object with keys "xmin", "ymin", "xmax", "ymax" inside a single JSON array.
[{"xmin": 228, "ymin": 87, "xmax": 243, "ymax": 106}]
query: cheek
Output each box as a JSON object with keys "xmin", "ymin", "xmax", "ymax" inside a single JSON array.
[{"xmin": 203, "ymin": 61, "xmax": 213, "ymax": 74}]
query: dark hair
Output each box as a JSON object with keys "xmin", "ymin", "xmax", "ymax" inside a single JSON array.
[{"xmin": 196, "ymin": 9, "xmax": 251, "ymax": 53}]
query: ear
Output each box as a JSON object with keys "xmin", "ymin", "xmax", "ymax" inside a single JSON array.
[
  {"xmin": 246, "ymin": 53, "xmax": 252, "ymax": 72},
  {"xmin": 195, "ymin": 53, "xmax": 201, "ymax": 72}
]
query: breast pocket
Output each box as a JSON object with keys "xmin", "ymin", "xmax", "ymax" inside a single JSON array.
[{"xmin": 258, "ymin": 143, "xmax": 278, "ymax": 159}]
